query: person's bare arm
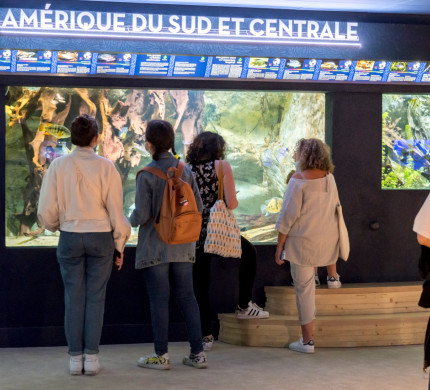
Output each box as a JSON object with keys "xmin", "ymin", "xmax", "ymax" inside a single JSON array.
[
  {"xmin": 418, "ymin": 233, "xmax": 430, "ymax": 248},
  {"xmin": 216, "ymin": 160, "xmax": 238, "ymax": 210}
]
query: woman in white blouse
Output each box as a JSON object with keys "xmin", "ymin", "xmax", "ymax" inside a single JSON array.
[
  {"xmin": 38, "ymin": 115, "xmax": 131, "ymax": 375},
  {"xmin": 275, "ymin": 138, "xmax": 340, "ymax": 354}
]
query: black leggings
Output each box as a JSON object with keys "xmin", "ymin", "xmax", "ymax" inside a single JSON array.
[{"xmin": 193, "ymin": 236, "xmax": 257, "ymax": 337}]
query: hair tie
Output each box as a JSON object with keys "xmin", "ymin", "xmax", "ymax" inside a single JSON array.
[{"xmin": 174, "ymin": 154, "xmax": 180, "ymax": 160}]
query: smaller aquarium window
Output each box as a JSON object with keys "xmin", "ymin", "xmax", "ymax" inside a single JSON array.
[{"xmin": 382, "ymin": 94, "xmax": 430, "ymax": 190}]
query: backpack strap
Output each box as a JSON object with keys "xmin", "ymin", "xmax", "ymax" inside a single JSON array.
[
  {"xmin": 215, "ymin": 160, "xmax": 224, "ymax": 201},
  {"xmin": 136, "ymin": 166, "xmax": 168, "ymax": 180}
]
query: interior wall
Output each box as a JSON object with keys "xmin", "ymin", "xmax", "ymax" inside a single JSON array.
[{"xmin": 1, "ymin": 88, "xmax": 426, "ymax": 348}]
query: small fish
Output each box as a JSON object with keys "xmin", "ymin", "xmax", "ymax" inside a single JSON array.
[
  {"xmin": 260, "ymin": 197, "xmax": 283, "ymax": 216},
  {"xmin": 119, "ymin": 126, "xmax": 129, "ymax": 139},
  {"xmin": 277, "ymin": 147, "xmax": 289, "ymax": 161},
  {"xmin": 132, "ymin": 142, "xmax": 150, "ymax": 156},
  {"xmin": 39, "ymin": 122, "xmax": 71, "ymax": 139},
  {"xmin": 262, "ymin": 149, "xmax": 272, "ymax": 167}
]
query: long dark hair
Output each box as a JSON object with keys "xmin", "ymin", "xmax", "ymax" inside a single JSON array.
[
  {"xmin": 186, "ymin": 131, "xmax": 226, "ymax": 164},
  {"xmin": 145, "ymin": 120, "xmax": 177, "ymax": 161}
]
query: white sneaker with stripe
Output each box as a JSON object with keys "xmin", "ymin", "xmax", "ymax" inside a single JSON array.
[{"xmin": 236, "ymin": 301, "xmax": 269, "ymax": 319}]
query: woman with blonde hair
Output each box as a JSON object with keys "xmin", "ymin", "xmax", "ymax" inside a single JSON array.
[{"xmin": 275, "ymin": 138, "xmax": 341, "ymax": 353}]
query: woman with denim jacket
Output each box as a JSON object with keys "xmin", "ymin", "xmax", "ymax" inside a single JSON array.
[{"xmin": 130, "ymin": 120, "xmax": 207, "ymax": 370}]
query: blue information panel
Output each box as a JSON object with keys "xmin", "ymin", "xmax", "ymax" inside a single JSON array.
[
  {"xmin": 15, "ymin": 50, "xmax": 54, "ymax": 73},
  {"xmin": 245, "ymin": 57, "xmax": 283, "ymax": 79},
  {"xmin": 169, "ymin": 55, "xmax": 208, "ymax": 77},
  {"xmin": 0, "ymin": 49, "xmax": 12, "ymax": 72},
  {"xmin": 2, "ymin": 47, "xmax": 430, "ymax": 85},
  {"xmin": 318, "ymin": 60, "xmax": 353, "ymax": 81},
  {"xmin": 352, "ymin": 60, "xmax": 389, "ymax": 82},
  {"xmin": 386, "ymin": 61, "xmax": 424, "ymax": 83},
  {"xmin": 207, "ymin": 56, "xmax": 244, "ymax": 78},
  {"xmin": 135, "ymin": 54, "xmax": 171, "ymax": 76},
  {"xmin": 415, "ymin": 63, "xmax": 430, "ymax": 83},
  {"xmin": 282, "ymin": 59, "xmax": 320, "ymax": 80},
  {"xmin": 96, "ymin": 53, "xmax": 135, "ymax": 75},
  {"xmin": 56, "ymin": 51, "xmax": 94, "ymax": 75}
]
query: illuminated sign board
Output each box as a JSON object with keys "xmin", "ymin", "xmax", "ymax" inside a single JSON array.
[{"xmin": 0, "ymin": 6, "xmax": 360, "ymax": 46}]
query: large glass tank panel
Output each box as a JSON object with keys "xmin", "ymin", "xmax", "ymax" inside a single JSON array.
[
  {"xmin": 382, "ymin": 94, "xmax": 430, "ymax": 189},
  {"xmin": 5, "ymin": 87, "xmax": 325, "ymax": 246}
]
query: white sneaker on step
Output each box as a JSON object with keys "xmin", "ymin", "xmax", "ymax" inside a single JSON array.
[
  {"xmin": 327, "ymin": 273, "xmax": 342, "ymax": 288},
  {"xmin": 84, "ymin": 354, "xmax": 100, "ymax": 376},
  {"xmin": 236, "ymin": 301, "xmax": 269, "ymax": 319}
]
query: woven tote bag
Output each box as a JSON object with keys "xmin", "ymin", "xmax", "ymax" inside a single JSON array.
[{"xmin": 204, "ymin": 161, "xmax": 242, "ymax": 258}]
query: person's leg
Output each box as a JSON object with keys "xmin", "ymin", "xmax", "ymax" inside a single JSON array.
[
  {"xmin": 142, "ymin": 263, "xmax": 170, "ymax": 356},
  {"xmin": 82, "ymin": 232, "xmax": 114, "ymax": 355},
  {"xmin": 171, "ymin": 262, "xmax": 203, "ymax": 355},
  {"xmin": 238, "ymin": 236, "xmax": 256, "ymax": 309},
  {"xmin": 192, "ymin": 245, "xmax": 213, "ymax": 337},
  {"xmin": 290, "ymin": 263, "xmax": 315, "ymax": 342},
  {"xmin": 326, "ymin": 263, "xmax": 337, "ymax": 278},
  {"xmin": 56, "ymin": 231, "xmax": 86, "ymax": 356}
]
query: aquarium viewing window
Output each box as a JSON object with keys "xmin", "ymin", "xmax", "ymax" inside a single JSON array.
[
  {"xmin": 0, "ymin": 49, "xmax": 430, "ymax": 83},
  {"xmin": 5, "ymin": 86, "xmax": 325, "ymax": 247},
  {"xmin": 382, "ymin": 94, "xmax": 430, "ymax": 190}
]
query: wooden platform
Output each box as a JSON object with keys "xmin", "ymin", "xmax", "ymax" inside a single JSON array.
[{"xmin": 218, "ymin": 282, "xmax": 429, "ymax": 347}]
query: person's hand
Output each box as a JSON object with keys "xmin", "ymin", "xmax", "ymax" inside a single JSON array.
[
  {"xmin": 275, "ymin": 246, "xmax": 284, "ymax": 266},
  {"xmin": 115, "ymin": 251, "xmax": 124, "ymax": 271}
]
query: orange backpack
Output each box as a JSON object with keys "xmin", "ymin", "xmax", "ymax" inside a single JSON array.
[{"xmin": 137, "ymin": 161, "xmax": 202, "ymax": 245}]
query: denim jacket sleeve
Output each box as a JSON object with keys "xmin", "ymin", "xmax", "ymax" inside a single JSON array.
[{"xmin": 130, "ymin": 171, "xmax": 153, "ymax": 228}]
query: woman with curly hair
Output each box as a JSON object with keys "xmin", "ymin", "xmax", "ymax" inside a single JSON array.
[
  {"xmin": 187, "ymin": 131, "xmax": 269, "ymax": 352},
  {"xmin": 275, "ymin": 138, "xmax": 341, "ymax": 354}
]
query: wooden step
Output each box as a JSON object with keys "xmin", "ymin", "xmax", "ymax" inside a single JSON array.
[
  {"xmin": 218, "ymin": 282, "xmax": 428, "ymax": 348},
  {"xmin": 218, "ymin": 312, "xmax": 428, "ymax": 347},
  {"xmin": 265, "ymin": 282, "xmax": 426, "ymax": 316}
]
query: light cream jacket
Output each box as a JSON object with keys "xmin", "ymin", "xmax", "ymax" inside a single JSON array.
[
  {"xmin": 276, "ymin": 173, "xmax": 339, "ymax": 267},
  {"xmin": 37, "ymin": 147, "xmax": 131, "ymax": 252}
]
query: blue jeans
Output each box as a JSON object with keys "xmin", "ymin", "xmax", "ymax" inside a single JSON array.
[
  {"xmin": 57, "ymin": 231, "xmax": 114, "ymax": 356},
  {"xmin": 142, "ymin": 262, "xmax": 203, "ymax": 356}
]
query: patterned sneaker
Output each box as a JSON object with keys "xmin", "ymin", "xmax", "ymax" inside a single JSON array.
[
  {"xmin": 289, "ymin": 336, "xmax": 315, "ymax": 354},
  {"xmin": 183, "ymin": 351, "xmax": 207, "ymax": 369},
  {"xmin": 315, "ymin": 273, "xmax": 321, "ymax": 287},
  {"xmin": 138, "ymin": 353, "xmax": 170, "ymax": 370},
  {"xmin": 202, "ymin": 336, "xmax": 214, "ymax": 352},
  {"xmin": 327, "ymin": 273, "xmax": 342, "ymax": 288},
  {"xmin": 69, "ymin": 355, "xmax": 83, "ymax": 375},
  {"xmin": 84, "ymin": 354, "xmax": 100, "ymax": 376},
  {"xmin": 236, "ymin": 301, "xmax": 269, "ymax": 319}
]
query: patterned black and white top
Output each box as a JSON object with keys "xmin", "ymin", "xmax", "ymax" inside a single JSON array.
[{"xmin": 190, "ymin": 160, "xmax": 219, "ymax": 248}]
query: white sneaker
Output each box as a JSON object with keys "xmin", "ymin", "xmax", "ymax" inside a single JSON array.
[
  {"xmin": 327, "ymin": 273, "xmax": 342, "ymax": 288},
  {"xmin": 69, "ymin": 355, "xmax": 83, "ymax": 375},
  {"xmin": 183, "ymin": 351, "xmax": 207, "ymax": 369},
  {"xmin": 236, "ymin": 301, "xmax": 269, "ymax": 319},
  {"xmin": 202, "ymin": 336, "xmax": 214, "ymax": 351},
  {"xmin": 289, "ymin": 336, "xmax": 315, "ymax": 354},
  {"xmin": 84, "ymin": 354, "xmax": 100, "ymax": 376},
  {"xmin": 138, "ymin": 353, "xmax": 170, "ymax": 370}
]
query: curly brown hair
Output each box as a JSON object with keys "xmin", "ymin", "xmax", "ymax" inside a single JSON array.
[
  {"xmin": 186, "ymin": 131, "xmax": 226, "ymax": 164},
  {"xmin": 294, "ymin": 138, "xmax": 334, "ymax": 173}
]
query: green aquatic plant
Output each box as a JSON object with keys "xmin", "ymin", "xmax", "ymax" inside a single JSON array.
[
  {"xmin": 405, "ymin": 124, "xmax": 413, "ymax": 140},
  {"xmin": 382, "ymin": 158, "xmax": 430, "ymax": 189}
]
